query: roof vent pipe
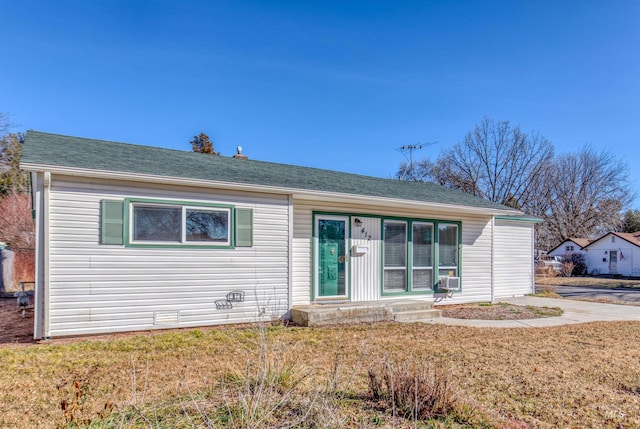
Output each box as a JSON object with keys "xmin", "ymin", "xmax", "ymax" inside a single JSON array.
[{"xmin": 232, "ymin": 146, "xmax": 248, "ymax": 160}]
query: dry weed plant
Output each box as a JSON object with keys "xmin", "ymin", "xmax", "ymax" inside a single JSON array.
[
  {"xmin": 55, "ymin": 365, "xmax": 116, "ymax": 428},
  {"xmin": 560, "ymin": 261, "xmax": 575, "ymax": 278},
  {"xmin": 217, "ymin": 324, "xmax": 315, "ymax": 428},
  {"xmin": 367, "ymin": 361, "xmax": 460, "ymax": 422}
]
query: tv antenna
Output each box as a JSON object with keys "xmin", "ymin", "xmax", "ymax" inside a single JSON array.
[{"xmin": 398, "ymin": 142, "xmax": 438, "ymax": 180}]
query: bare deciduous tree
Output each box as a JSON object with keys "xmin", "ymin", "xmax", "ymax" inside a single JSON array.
[
  {"xmin": 0, "ymin": 112, "xmax": 11, "ymax": 135},
  {"xmin": 396, "ymin": 158, "xmax": 434, "ymax": 182},
  {"xmin": 538, "ymin": 147, "xmax": 633, "ymax": 248},
  {"xmin": 398, "ymin": 118, "xmax": 634, "ymax": 251},
  {"xmin": 0, "ymin": 192, "xmax": 34, "ymax": 249},
  {"xmin": 398, "ymin": 118, "xmax": 554, "ymax": 210}
]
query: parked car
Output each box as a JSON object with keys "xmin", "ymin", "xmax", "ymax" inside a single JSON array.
[{"xmin": 535, "ymin": 256, "xmax": 563, "ymax": 274}]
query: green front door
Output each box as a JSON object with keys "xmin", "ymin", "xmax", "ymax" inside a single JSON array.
[{"xmin": 317, "ymin": 217, "xmax": 348, "ymax": 297}]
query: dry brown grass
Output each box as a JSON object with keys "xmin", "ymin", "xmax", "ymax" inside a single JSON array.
[
  {"xmin": 1, "ymin": 321, "xmax": 640, "ymax": 428},
  {"xmin": 536, "ymin": 275, "xmax": 640, "ymax": 289},
  {"xmin": 441, "ymin": 303, "xmax": 563, "ymax": 320}
]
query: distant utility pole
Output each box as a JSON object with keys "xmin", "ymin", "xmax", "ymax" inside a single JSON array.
[
  {"xmin": 398, "ymin": 142, "xmax": 438, "ymax": 180},
  {"xmin": 399, "ymin": 144, "xmax": 423, "ymax": 171}
]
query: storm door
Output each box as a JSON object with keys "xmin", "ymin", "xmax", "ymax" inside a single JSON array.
[
  {"xmin": 316, "ymin": 216, "xmax": 349, "ymax": 298},
  {"xmin": 609, "ymin": 250, "xmax": 618, "ymax": 273}
]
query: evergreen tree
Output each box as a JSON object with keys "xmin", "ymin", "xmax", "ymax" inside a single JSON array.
[
  {"xmin": 190, "ymin": 133, "xmax": 219, "ymax": 155},
  {"xmin": 0, "ymin": 112, "xmax": 28, "ymax": 195},
  {"xmin": 621, "ymin": 210, "xmax": 640, "ymax": 233}
]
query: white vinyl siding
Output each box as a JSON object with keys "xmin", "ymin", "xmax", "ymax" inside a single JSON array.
[
  {"xmin": 291, "ymin": 204, "xmax": 313, "ymax": 306},
  {"xmin": 350, "ymin": 217, "xmax": 381, "ymax": 301},
  {"xmin": 46, "ymin": 175, "xmax": 289, "ymax": 337},
  {"xmin": 493, "ymin": 219, "xmax": 535, "ymax": 298}
]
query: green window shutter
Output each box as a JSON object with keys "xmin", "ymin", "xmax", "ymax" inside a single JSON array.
[
  {"xmin": 235, "ymin": 208, "xmax": 253, "ymax": 247},
  {"xmin": 101, "ymin": 200, "xmax": 124, "ymax": 245}
]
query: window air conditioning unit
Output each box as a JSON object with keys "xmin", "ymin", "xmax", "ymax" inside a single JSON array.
[{"xmin": 438, "ymin": 276, "xmax": 461, "ymax": 291}]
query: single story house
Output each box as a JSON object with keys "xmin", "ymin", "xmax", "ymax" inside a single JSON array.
[
  {"xmin": 21, "ymin": 131, "xmax": 540, "ymax": 338},
  {"xmin": 547, "ymin": 238, "xmax": 591, "ymax": 259},
  {"xmin": 582, "ymin": 231, "xmax": 640, "ymax": 276}
]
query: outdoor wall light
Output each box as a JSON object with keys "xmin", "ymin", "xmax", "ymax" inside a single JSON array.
[{"xmin": 354, "ymin": 218, "xmax": 363, "ymax": 227}]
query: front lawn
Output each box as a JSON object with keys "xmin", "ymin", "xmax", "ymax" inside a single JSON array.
[
  {"xmin": 2, "ymin": 320, "xmax": 640, "ymax": 428},
  {"xmin": 536, "ymin": 276, "xmax": 640, "ymax": 289}
]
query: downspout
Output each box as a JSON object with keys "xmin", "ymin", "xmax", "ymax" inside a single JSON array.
[
  {"xmin": 32, "ymin": 173, "xmax": 42, "ymax": 339},
  {"xmin": 43, "ymin": 172, "xmax": 51, "ymax": 338},
  {"xmin": 531, "ymin": 224, "xmax": 535, "ymax": 294},
  {"xmin": 490, "ymin": 216, "xmax": 495, "ymax": 303}
]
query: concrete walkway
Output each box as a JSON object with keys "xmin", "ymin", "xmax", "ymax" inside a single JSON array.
[
  {"xmin": 548, "ymin": 285, "xmax": 640, "ymax": 303},
  {"xmin": 423, "ymin": 296, "xmax": 640, "ymax": 328}
]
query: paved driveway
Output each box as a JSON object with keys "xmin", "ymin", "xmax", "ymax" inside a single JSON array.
[{"xmin": 538, "ymin": 284, "xmax": 640, "ymax": 304}]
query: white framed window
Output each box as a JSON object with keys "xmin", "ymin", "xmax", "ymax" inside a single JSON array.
[{"xmin": 131, "ymin": 203, "xmax": 231, "ymax": 246}]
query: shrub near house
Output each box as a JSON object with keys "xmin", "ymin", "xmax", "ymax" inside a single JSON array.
[{"xmin": 0, "ymin": 192, "xmax": 35, "ymax": 293}]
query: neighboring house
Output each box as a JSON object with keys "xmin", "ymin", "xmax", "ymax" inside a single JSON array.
[
  {"xmin": 582, "ymin": 231, "xmax": 640, "ymax": 277},
  {"xmin": 21, "ymin": 131, "xmax": 540, "ymax": 339},
  {"xmin": 548, "ymin": 238, "xmax": 591, "ymax": 259}
]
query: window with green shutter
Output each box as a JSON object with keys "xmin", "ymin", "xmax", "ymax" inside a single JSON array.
[
  {"xmin": 110, "ymin": 198, "xmax": 251, "ymax": 249},
  {"xmin": 101, "ymin": 200, "xmax": 124, "ymax": 245}
]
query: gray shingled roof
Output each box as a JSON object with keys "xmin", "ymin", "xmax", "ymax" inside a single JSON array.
[{"xmin": 21, "ymin": 130, "xmax": 519, "ymax": 212}]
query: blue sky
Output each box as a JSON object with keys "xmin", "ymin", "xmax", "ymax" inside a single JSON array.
[{"xmin": 1, "ymin": 1, "xmax": 639, "ymax": 207}]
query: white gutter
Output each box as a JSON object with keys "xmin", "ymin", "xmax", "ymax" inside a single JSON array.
[{"xmin": 21, "ymin": 163, "xmax": 521, "ymax": 218}]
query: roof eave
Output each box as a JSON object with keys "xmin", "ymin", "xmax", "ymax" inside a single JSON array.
[
  {"xmin": 582, "ymin": 232, "xmax": 640, "ymax": 250},
  {"xmin": 21, "ymin": 163, "xmax": 521, "ymax": 217}
]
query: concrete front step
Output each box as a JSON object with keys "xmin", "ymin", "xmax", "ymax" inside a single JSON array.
[
  {"xmin": 393, "ymin": 309, "xmax": 442, "ymax": 322},
  {"xmin": 387, "ymin": 301, "xmax": 435, "ymax": 313},
  {"xmin": 290, "ymin": 299, "xmax": 441, "ymax": 327}
]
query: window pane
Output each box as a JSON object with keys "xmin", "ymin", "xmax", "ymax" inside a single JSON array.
[
  {"xmin": 439, "ymin": 268, "xmax": 458, "ymax": 277},
  {"xmin": 384, "ymin": 269, "xmax": 406, "ymax": 291},
  {"xmin": 186, "ymin": 209, "xmax": 229, "ymax": 242},
  {"xmin": 438, "ymin": 224, "xmax": 458, "ymax": 267},
  {"xmin": 413, "ymin": 223, "xmax": 433, "ymax": 267},
  {"xmin": 384, "ymin": 221, "xmax": 406, "ymax": 267},
  {"xmin": 413, "ymin": 269, "xmax": 433, "ymax": 290},
  {"xmin": 133, "ymin": 206, "xmax": 181, "ymax": 242},
  {"xmin": 384, "ymin": 221, "xmax": 407, "ymax": 292}
]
